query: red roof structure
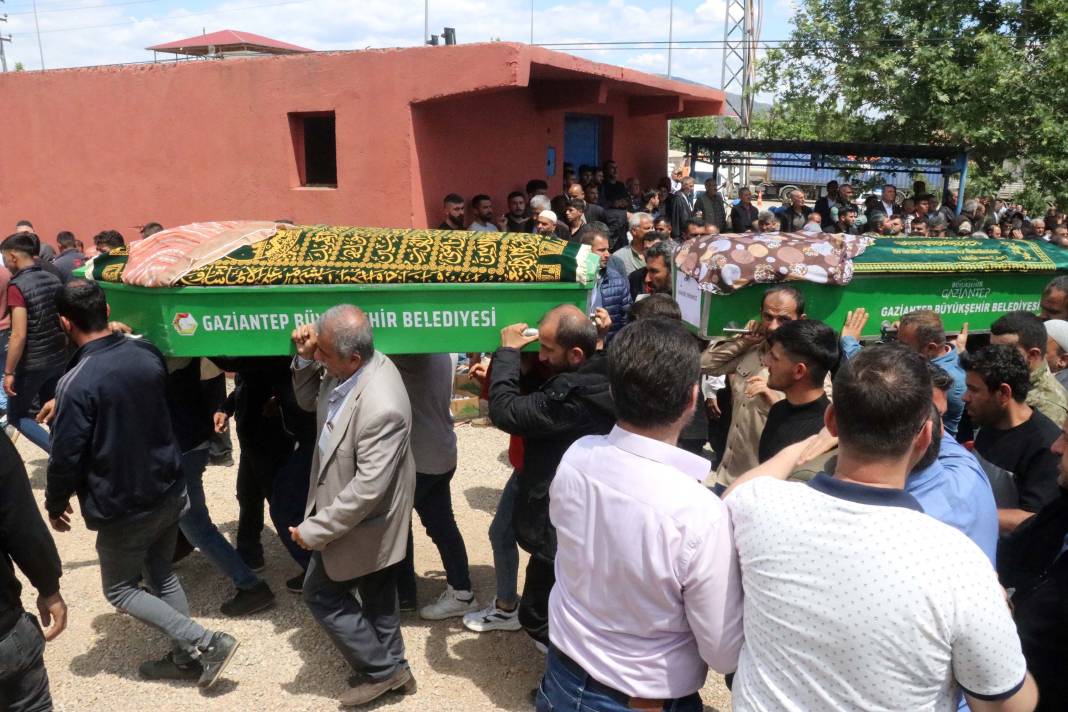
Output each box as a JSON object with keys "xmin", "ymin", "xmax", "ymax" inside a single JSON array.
[{"xmin": 146, "ymin": 29, "xmax": 312, "ymax": 57}]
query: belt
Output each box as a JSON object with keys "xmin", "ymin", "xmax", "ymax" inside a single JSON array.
[{"xmin": 552, "ymin": 647, "xmax": 668, "ymax": 711}]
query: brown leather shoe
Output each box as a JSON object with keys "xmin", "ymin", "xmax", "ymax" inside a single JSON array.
[{"xmin": 340, "ymin": 667, "xmax": 414, "ymax": 707}]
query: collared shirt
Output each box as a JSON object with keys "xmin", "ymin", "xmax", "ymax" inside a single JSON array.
[
  {"xmin": 907, "ymin": 437, "xmax": 999, "ymax": 564},
  {"xmin": 726, "ymin": 474, "xmax": 1028, "ymax": 712},
  {"xmin": 548, "ymin": 427, "xmax": 743, "ymax": 699},
  {"xmin": 881, "ymin": 199, "xmax": 896, "ymax": 216},
  {"xmin": 932, "ymin": 348, "xmax": 966, "ymax": 436},
  {"xmin": 468, "ymin": 221, "xmax": 499, "ymax": 233},
  {"xmin": 295, "ymin": 356, "xmax": 363, "ymax": 460},
  {"xmin": 607, "ymin": 244, "xmax": 644, "ymax": 277}
]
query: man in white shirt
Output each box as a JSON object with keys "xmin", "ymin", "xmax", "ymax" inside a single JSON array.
[
  {"xmin": 538, "ymin": 318, "xmax": 743, "ymax": 712},
  {"xmin": 724, "ymin": 344, "xmax": 1038, "ymax": 712}
]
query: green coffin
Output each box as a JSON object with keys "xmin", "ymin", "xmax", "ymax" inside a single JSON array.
[
  {"xmin": 97, "ymin": 281, "xmax": 593, "ymax": 356},
  {"xmin": 681, "ymin": 237, "xmax": 1068, "ymax": 338}
]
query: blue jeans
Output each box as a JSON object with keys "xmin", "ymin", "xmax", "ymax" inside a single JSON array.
[
  {"xmin": 489, "ymin": 471, "xmax": 520, "ymax": 607},
  {"xmin": 0, "ymin": 330, "xmax": 9, "ymax": 418},
  {"xmin": 537, "ymin": 647, "xmax": 702, "ymax": 712},
  {"xmin": 96, "ymin": 492, "xmax": 214, "ymax": 663},
  {"xmin": 178, "ymin": 448, "xmax": 261, "ymax": 591},
  {"xmin": 6, "ymin": 366, "xmax": 60, "ymax": 453},
  {"xmin": 0, "ymin": 613, "xmax": 51, "ymax": 712},
  {"xmin": 398, "ymin": 469, "xmax": 473, "ymax": 601}
]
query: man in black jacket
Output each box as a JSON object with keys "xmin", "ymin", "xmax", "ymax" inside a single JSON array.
[
  {"xmin": 998, "ymin": 419, "xmax": 1068, "ymax": 711},
  {"xmin": 488, "ymin": 305, "xmax": 615, "ymax": 648},
  {"xmin": 0, "ymin": 428, "xmax": 66, "ymax": 710},
  {"xmin": 43, "ymin": 280, "xmax": 239, "ymax": 689}
]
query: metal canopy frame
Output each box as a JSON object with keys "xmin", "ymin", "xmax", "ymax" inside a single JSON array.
[{"xmin": 686, "ymin": 137, "xmax": 970, "ymax": 212}]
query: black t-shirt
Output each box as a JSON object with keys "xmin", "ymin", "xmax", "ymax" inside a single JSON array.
[
  {"xmin": 505, "ymin": 216, "xmax": 533, "ymax": 233},
  {"xmin": 975, "ymin": 409, "xmax": 1062, "ymax": 512},
  {"xmin": 758, "ymin": 394, "xmax": 830, "ymax": 463}
]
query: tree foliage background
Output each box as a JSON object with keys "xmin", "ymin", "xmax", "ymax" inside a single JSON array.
[{"xmin": 674, "ymin": 0, "xmax": 1068, "ymax": 210}]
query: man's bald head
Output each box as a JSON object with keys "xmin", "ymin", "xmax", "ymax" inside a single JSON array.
[{"xmin": 538, "ymin": 304, "xmax": 597, "ymax": 373}]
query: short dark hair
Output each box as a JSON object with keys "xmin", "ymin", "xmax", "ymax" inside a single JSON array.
[
  {"xmin": 831, "ymin": 344, "xmax": 932, "ymax": 460},
  {"xmin": 0, "ymin": 233, "xmax": 37, "ymax": 256},
  {"xmin": 544, "ymin": 306, "xmax": 598, "ymax": 359},
  {"xmin": 609, "ymin": 318, "xmax": 699, "ymax": 428},
  {"xmin": 961, "ymin": 344, "xmax": 1031, "ymax": 403},
  {"xmin": 584, "ymin": 221, "xmax": 609, "ymax": 242},
  {"xmin": 525, "ymin": 179, "xmax": 548, "ymax": 195},
  {"xmin": 93, "ymin": 230, "xmax": 125, "ymax": 250},
  {"xmin": 900, "ymin": 309, "xmax": 945, "ymax": 346},
  {"xmin": 443, "ymin": 193, "xmax": 464, "ymax": 206},
  {"xmin": 568, "ymin": 198, "xmax": 587, "ymax": 212},
  {"xmin": 991, "ymin": 310, "xmax": 1046, "ymax": 352},
  {"xmin": 56, "ymin": 231, "xmax": 77, "ymax": 249},
  {"xmin": 471, "ymin": 194, "xmax": 491, "ymax": 208},
  {"xmin": 644, "ymin": 240, "xmax": 673, "ymax": 264},
  {"xmin": 141, "ymin": 222, "xmax": 163, "ymax": 237},
  {"xmin": 56, "ymin": 279, "xmax": 109, "ymax": 332},
  {"xmin": 683, "ymin": 217, "xmax": 705, "ymax": 231},
  {"xmin": 629, "ymin": 294, "xmax": 682, "ymax": 321},
  {"xmin": 927, "ymin": 362, "xmax": 954, "ymax": 393},
  {"xmin": 1044, "ymin": 275, "xmax": 1068, "ymax": 297},
  {"xmin": 766, "ymin": 319, "xmax": 841, "ymax": 386},
  {"xmin": 839, "ymin": 205, "xmax": 858, "ymax": 216},
  {"xmin": 15, "ymin": 220, "xmax": 33, "ymax": 229},
  {"xmin": 761, "ymin": 284, "xmax": 805, "ymax": 316},
  {"xmin": 507, "ymin": 191, "xmax": 524, "ymax": 202}
]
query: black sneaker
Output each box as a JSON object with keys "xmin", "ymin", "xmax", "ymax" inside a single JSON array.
[
  {"xmin": 220, "ymin": 582, "xmax": 274, "ymax": 617},
  {"xmin": 139, "ymin": 651, "xmax": 203, "ymax": 681},
  {"xmin": 285, "ymin": 573, "xmax": 305, "ymax": 594},
  {"xmin": 197, "ymin": 632, "xmax": 239, "ymax": 689}
]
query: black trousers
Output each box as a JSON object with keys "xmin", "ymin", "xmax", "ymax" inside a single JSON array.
[
  {"xmin": 0, "ymin": 614, "xmax": 51, "ymax": 712},
  {"xmin": 398, "ymin": 470, "xmax": 473, "ymax": 603},
  {"xmin": 518, "ymin": 555, "xmax": 555, "ymax": 646}
]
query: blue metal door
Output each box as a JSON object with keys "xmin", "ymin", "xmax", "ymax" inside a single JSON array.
[{"xmin": 564, "ymin": 115, "xmax": 600, "ymax": 169}]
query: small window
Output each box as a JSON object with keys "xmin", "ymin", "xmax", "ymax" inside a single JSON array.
[{"xmin": 289, "ymin": 112, "xmax": 337, "ymax": 187}]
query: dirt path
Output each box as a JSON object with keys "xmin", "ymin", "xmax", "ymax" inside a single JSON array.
[{"xmin": 16, "ymin": 423, "xmax": 731, "ymax": 711}]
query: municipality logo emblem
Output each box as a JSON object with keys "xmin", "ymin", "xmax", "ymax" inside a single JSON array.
[{"xmin": 172, "ymin": 313, "xmax": 198, "ymax": 336}]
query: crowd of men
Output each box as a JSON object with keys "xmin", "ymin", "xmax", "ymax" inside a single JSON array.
[{"xmin": 1, "ymin": 169, "xmax": 1067, "ymax": 711}]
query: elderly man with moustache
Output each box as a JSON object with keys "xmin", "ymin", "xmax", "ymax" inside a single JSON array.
[{"xmin": 289, "ymin": 305, "xmax": 416, "ymax": 708}]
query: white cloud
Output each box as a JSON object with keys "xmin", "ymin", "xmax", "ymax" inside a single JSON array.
[{"xmin": 0, "ymin": 0, "xmax": 783, "ymax": 88}]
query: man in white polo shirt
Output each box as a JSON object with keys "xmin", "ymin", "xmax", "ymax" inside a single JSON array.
[
  {"xmin": 724, "ymin": 344, "xmax": 1037, "ymax": 712},
  {"xmin": 538, "ymin": 318, "xmax": 743, "ymax": 712}
]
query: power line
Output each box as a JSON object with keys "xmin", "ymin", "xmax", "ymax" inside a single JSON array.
[
  {"xmin": 8, "ymin": 0, "xmax": 310, "ymax": 36},
  {"xmin": 5, "ymin": 0, "xmax": 164, "ymax": 17},
  {"xmin": 538, "ymin": 35, "xmax": 1055, "ymax": 48}
]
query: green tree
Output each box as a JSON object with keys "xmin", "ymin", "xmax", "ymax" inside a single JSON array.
[{"xmin": 756, "ymin": 0, "xmax": 1068, "ymax": 207}]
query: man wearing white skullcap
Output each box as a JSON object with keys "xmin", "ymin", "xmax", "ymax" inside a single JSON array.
[
  {"xmin": 1044, "ymin": 319, "xmax": 1068, "ymax": 393},
  {"xmin": 535, "ymin": 211, "xmax": 558, "ymax": 237}
]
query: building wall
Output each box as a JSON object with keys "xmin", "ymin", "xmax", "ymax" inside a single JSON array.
[
  {"xmin": 411, "ymin": 89, "xmax": 667, "ymax": 228},
  {"xmin": 0, "ymin": 45, "xmax": 678, "ymax": 245}
]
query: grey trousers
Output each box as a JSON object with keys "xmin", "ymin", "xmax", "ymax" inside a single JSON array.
[
  {"xmin": 302, "ymin": 553, "xmax": 406, "ymax": 681},
  {"xmin": 0, "ymin": 613, "xmax": 51, "ymax": 712},
  {"xmin": 95, "ymin": 492, "xmax": 214, "ymax": 662}
]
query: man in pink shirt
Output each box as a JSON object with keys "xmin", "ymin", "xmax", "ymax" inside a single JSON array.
[{"xmin": 539, "ymin": 318, "xmax": 743, "ymax": 712}]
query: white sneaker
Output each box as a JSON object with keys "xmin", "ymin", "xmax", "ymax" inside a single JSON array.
[
  {"xmin": 3, "ymin": 424, "xmax": 18, "ymax": 443},
  {"xmin": 419, "ymin": 585, "xmax": 480, "ymax": 621},
  {"xmin": 462, "ymin": 600, "xmax": 522, "ymax": 632},
  {"xmin": 533, "ymin": 640, "xmax": 548, "ymax": 655}
]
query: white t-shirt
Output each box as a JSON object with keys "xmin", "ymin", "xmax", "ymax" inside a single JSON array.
[{"xmin": 726, "ymin": 475, "xmax": 1027, "ymax": 712}]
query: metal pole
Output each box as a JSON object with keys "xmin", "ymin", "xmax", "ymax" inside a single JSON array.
[
  {"xmin": 530, "ymin": 0, "xmax": 534, "ymax": 45},
  {"xmin": 667, "ymin": 0, "xmax": 674, "ymax": 78},
  {"xmin": 424, "ymin": 0, "xmax": 429, "ymax": 44},
  {"xmin": 31, "ymin": 0, "xmax": 43, "ymax": 69}
]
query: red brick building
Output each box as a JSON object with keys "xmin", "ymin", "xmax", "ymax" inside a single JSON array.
[{"xmin": 0, "ymin": 42, "xmax": 724, "ymax": 243}]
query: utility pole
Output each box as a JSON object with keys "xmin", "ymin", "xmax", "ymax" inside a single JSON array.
[
  {"xmin": 718, "ymin": 0, "xmax": 762, "ymax": 194},
  {"xmin": 0, "ymin": 0, "xmax": 9, "ymax": 73},
  {"xmin": 666, "ymin": 0, "xmax": 674, "ymax": 79},
  {"xmin": 31, "ymin": 0, "xmax": 43, "ymax": 69}
]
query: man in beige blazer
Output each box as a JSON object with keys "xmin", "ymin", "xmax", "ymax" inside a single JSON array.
[{"xmin": 288, "ymin": 305, "xmax": 416, "ymax": 708}]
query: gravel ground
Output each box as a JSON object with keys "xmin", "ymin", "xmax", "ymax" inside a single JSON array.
[{"xmin": 16, "ymin": 421, "xmax": 731, "ymax": 711}]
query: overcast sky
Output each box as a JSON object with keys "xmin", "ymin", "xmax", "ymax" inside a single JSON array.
[{"xmin": 0, "ymin": 0, "xmax": 795, "ymax": 89}]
